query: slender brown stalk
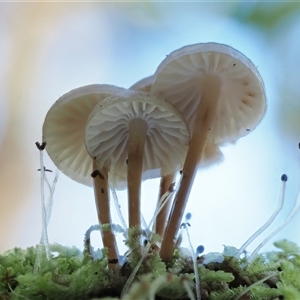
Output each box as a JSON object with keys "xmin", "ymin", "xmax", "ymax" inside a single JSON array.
[
  {"xmin": 155, "ymin": 173, "xmax": 176, "ymax": 239},
  {"xmin": 160, "ymin": 75, "xmax": 222, "ymax": 262},
  {"xmin": 92, "ymin": 159, "xmax": 119, "ymax": 269},
  {"xmin": 127, "ymin": 118, "xmax": 148, "ymax": 229}
]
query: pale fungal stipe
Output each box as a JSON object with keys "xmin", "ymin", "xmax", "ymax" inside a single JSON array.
[{"xmin": 130, "ymin": 75, "xmax": 178, "ymax": 242}]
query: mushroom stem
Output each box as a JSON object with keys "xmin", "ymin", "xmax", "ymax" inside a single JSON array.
[
  {"xmin": 127, "ymin": 118, "xmax": 148, "ymax": 229},
  {"xmin": 160, "ymin": 75, "xmax": 222, "ymax": 262},
  {"xmin": 92, "ymin": 159, "xmax": 119, "ymax": 269},
  {"xmin": 155, "ymin": 173, "xmax": 176, "ymax": 239}
]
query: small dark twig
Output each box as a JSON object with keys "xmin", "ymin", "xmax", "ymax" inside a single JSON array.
[
  {"xmin": 91, "ymin": 170, "xmax": 104, "ymax": 180},
  {"xmin": 37, "ymin": 166, "xmax": 52, "ymax": 173}
]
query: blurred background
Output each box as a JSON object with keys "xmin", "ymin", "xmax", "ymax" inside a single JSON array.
[{"xmin": 1, "ymin": 2, "xmax": 300, "ymax": 256}]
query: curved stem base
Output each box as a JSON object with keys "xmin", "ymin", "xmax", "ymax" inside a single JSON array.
[{"xmin": 160, "ymin": 75, "xmax": 222, "ymax": 262}]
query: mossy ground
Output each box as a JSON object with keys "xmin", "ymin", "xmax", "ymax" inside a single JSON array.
[{"xmin": 1, "ymin": 235, "xmax": 300, "ymax": 300}]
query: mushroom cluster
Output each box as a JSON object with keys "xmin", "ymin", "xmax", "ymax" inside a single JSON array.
[{"xmin": 43, "ymin": 42, "xmax": 266, "ymax": 265}]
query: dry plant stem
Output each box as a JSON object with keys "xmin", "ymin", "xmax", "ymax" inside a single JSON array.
[
  {"xmin": 92, "ymin": 160, "xmax": 119, "ymax": 269},
  {"xmin": 127, "ymin": 118, "xmax": 148, "ymax": 229},
  {"xmin": 160, "ymin": 75, "xmax": 222, "ymax": 262},
  {"xmin": 156, "ymin": 173, "xmax": 176, "ymax": 238}
]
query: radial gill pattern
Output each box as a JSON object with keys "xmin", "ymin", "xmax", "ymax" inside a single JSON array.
[
  {"xmin": 151, "ymin": 42, "xmax": 266, "ymax": 145},
  {"xmin": 85, "ymin": 90, "xmax": 190, "ymax": 189},
  {"xmin": 43, "ymin": 84, "xmax": 126, "ymax": 187}
]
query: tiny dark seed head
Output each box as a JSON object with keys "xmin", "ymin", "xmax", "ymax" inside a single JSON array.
[
  {"xmin": 196, "ymin": 245, "xmax": 205, "ymax": 254},
  {"xmin": 281, "ymin": 174, "xmax": 288, "ymax": 182},
  {"xmin": 278, "ymin": 267, "xmax": 282, "ymax": 272},
  {"xmin": 35, "ymin": 141, "xmax": 46, "ymax": 150},
  {"xmin": 185, "ymin": 212, "xmax": 192, "ymax": 220},
  {"xmin": 101, "ymin": 188, "xmax": 104, "ymax": 194}
]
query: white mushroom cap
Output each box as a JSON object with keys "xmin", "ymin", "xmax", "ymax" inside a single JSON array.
[
  {"xmin": 151, "ymin": 42, "xmax": 266, "ymax": 145},
  {"xmin": 42, "ymin": 84, "xmax": 127, "ymax": 186},
  {"xmin": 84, "ymin": 89, "xmax": 190, "ymax": 188},
  {"xmin": 129, "ymin": 75, "xmax": 154, "ymax": 92}
]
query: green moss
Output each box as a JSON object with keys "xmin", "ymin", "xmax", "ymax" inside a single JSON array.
[{"xmin": 1, "ymin": 238, "xmax": 300, "ymax": 299}]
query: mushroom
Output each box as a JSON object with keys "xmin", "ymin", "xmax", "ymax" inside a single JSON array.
[
  {"xmin": 84, "ymin": 89, "xmax": 190, "ymax": 231},
  {"xmin": 129, "ymin": 75, "xmax": 154, "ymax": 92},
  {"xmin": 151, "ymin": 42, "xmax": 266, "ymax": 261},
  {"xmin": 43, "ymin": 84, "xmax": 126, "ymax": 268},
  {"xmin": 129, "ymin": 75, "xmax": 176, "ymax": 239}
]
